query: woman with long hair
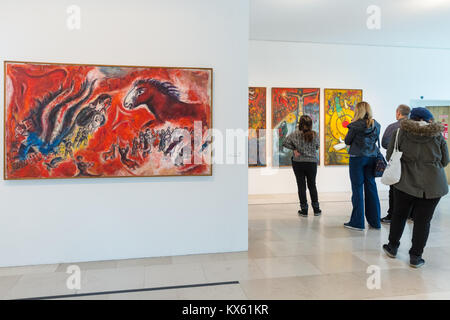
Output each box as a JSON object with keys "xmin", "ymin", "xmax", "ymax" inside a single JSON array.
[
  {"xmin": 283, "ymin": 115, "xmax": 321, "ymax": 217},
  {"xmin": 344, "ymin": 101, "xmax": 381, "ymax": 230}
]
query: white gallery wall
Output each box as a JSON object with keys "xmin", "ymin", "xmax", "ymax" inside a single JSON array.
[
  {"xmin": 0, "ymin": 0, "xmax": 249, "ymax": 267},
  {"xmin": 249, "ymin": 40, "xmax": 450, "ymax": 195}
]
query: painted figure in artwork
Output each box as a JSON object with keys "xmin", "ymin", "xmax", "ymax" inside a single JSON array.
[{"xmin": 123, "ymin": 79, "xmax": 209, "ymax": 128}]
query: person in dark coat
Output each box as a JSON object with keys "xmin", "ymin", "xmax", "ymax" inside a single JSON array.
[
  {"xmin": 383, "ymin": 107, "xmax": 449, "ymax": 268},
  {"xmin": 380, "ymin": 104, "xmax": 411, "ymax": 224},
  {"xmin": 344, "ymin": 101, "xmax": 382, "ymax": 231}
]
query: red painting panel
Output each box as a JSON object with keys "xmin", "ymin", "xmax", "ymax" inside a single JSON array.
[{"xmin": 4, "ymin": 61, "xmax": 213, "ymax": 179}]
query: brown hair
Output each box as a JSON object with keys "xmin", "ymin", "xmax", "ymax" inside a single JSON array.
[
  {"xmin": 353, "ymin": 101, "xmax": 374, "ymax": 128},
  {"xmin": 397, "ymin": 104, "xmax": 411, "ymax": 117},
  {"xmin": 298, "ymin": 115, "xmax": 315, "ymax": 142}
]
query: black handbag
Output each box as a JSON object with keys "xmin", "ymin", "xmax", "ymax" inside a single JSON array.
[{"xmin": 374, "ymin": 137, "xmax": 387, "ymax": 178}]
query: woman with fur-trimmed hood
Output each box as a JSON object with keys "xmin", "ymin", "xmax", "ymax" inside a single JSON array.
[{"xmin": 383, "ymin": 107, "xmax": 449, "ymax": 268}]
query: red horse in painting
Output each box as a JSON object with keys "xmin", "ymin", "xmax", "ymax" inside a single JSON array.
[{"xmin": 123, "ymin": 79, "xmax": 208, "ymax": 128}]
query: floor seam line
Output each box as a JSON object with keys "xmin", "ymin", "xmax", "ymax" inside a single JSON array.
[{"xmin": 16, "ymin": 281, "xmax": 240, "ymax": 300}]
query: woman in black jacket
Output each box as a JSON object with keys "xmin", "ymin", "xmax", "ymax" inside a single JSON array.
[
  {"xmin": 344, "ymin": 101, "xmax": 382, "ymax": 231},
  {"xmin": 383, "ymin": 107, "xmax": 449, "ymax": 268}
]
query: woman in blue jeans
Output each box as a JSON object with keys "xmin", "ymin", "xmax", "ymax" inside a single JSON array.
[{"xmin": 344, "ymin": 101, "xmax": 381, "ymax": 231}]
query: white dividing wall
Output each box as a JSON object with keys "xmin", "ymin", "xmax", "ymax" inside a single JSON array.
[
  {"xmin": 0, "ymin": 0, "xmax": 249, "ymax": 267},
  {"xmin": 249, "ymin": 40, "xmax": 450, "ymax": 194}
]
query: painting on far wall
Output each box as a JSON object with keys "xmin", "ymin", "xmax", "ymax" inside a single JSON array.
[
  {"xmin": 248, "ymin": 87, "xmax": 266, "ymax": 167},
  {"xmin": 4, "ymin": 61, "xmax": 213, "ymax": 180},
  {"xmin": 272, "ymin": 88, "xmax": 320, "ymax": 166},
  {"xmin": 324, "ymin": 88, "xmax": 363, "ymax": 165}
]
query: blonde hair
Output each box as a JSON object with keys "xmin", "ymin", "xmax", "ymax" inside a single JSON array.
[{"xmin": 352, "ymin": 101, "xmax": 374, "ymax": 128}]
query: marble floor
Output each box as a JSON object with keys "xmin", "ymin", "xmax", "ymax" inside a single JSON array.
[{"xmin": 1, "ymin": 192, "xmax": 450, "ymax": 300}]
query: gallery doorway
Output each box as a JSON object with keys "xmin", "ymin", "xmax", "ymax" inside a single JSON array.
[{"xmin": 427, "ymin": 105, "xmax": 450, "ymax": 184}]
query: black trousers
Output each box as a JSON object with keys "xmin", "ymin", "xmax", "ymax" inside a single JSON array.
[
  {"xmin": 387, "ymin": 185, "xmax": 413, "ymax": 219},
  {"xmin": 388, "ymin": 188, "xmax": 441, "ymax": 257},
  {"xmin": 292, "ymin": 161, "xmax": 318, "ymax": 208},
  {"xmin": 387, "ymin": 186, "xmax": 394, "ymax": 215}
]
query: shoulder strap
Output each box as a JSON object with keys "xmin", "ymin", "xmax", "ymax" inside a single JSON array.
[
  {"xmin": 375, "ymin": 121, "xmax": 381, "ymax": 148},
  {"xmin": 394, "ymin": 128, "xmax": 400, "ymax": 151}
]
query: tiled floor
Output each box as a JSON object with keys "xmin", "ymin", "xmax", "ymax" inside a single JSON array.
[{"xmin": 1, "ymin": 191, "xmax": 450, "ymax": 300}]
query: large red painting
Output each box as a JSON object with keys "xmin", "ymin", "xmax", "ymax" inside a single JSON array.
[{"xmin": 4, "ymin": 61, "xmax": 213, "ymax": 179}]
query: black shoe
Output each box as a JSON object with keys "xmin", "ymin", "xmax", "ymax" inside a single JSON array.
[
  {"xmin": 383, "ymin": 244, "xmax": 397, "ymax": 258},
  {"xmin": 298, "ymin": 210, "xmax": 308, "ymax": 217},
  {"xmin": 298, "ymin": 205, "xmax": 308, "ymax": 217},
  {"xmin": 312, "ymin": 202, "xmax": 322, "ymax": 216},
  {"xmin": 410, "ymin": 255, "xmax": 425, "ymax": 268},
  {"xmin": 381, "ymin": 215, "xmax": 392, "ymax": 224},
  {"xmin": 313, "ymin": 207, "xmax": 322, "ymax": 216}
]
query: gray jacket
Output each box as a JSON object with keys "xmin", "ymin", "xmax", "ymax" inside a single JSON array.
[
  {"xmin": 387, "ymin": 119, "xmax": 449, "ymax": 199},
  {"xmin": 282, "ymin": 130, "xmax": 319, "ymax": 163},
  {"xmin": 381, "ymin": 118, "xmax": 406, "ymax": 150}
]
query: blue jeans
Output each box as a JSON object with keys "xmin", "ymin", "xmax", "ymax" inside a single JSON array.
[{"xmin": 348, "ymin": 156, "xmax": 381, "ymax": 229}]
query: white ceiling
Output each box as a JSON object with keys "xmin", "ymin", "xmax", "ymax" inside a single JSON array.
[{"xmin": 250, "ymin": 0, "xmax": 450, "ymax": 49}]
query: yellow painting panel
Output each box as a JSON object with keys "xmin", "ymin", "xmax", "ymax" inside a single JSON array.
[{"xmin": 324, "ymin": 89, "xmax": 363, "ymax": 165}]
